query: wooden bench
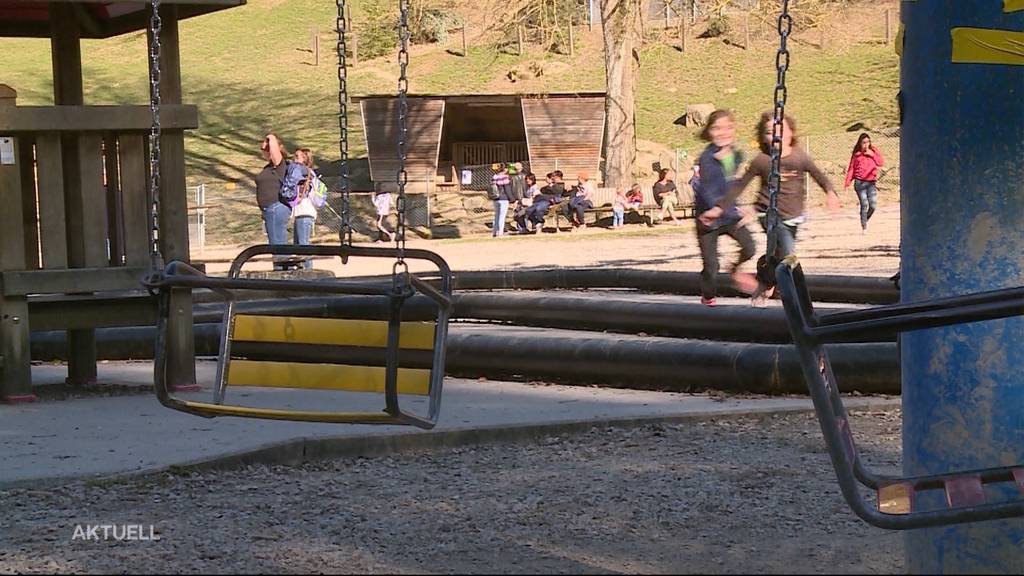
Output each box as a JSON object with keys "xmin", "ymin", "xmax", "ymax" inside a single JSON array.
[{"xmin": 549, "ymin": 185, "xmax": 696, "ymax": 230}]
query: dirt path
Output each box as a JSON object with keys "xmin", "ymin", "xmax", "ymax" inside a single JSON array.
[
  {"xmin": 0, "ymin": 408, "xmax": 903, "ymax": 574},
  {"xmin": 198, "ymin": 203, "xmax": 900, "ymax": 279}
]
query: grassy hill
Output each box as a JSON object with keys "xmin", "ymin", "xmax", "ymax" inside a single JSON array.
[{"xmin": 0, "ymin": 0, "xmax": 900, "ymax": 242}]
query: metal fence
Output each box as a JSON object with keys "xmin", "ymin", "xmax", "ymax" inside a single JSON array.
[{"xmin": 188, "ymin": 177, "xmax": 431, "ymax": 247}]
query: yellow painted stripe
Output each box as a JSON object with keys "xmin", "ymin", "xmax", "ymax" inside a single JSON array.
[
  {"xmin": 225, "ymin": 360, "xmax": 430, "ymax": 395},
  {"xmin": 231, "ymin": 315, "xmax": 435, "ymax": 350},
  {"xmin": 951, "ymin": 27, "xmax": 1024, "ymax": 66},
  {"xmin": 179, "ymin": 401, "xmax": 399, "ymax": 423},
  {"xmin": 895, "ymin": 23, "xmax": 905, "ymax": 57},
  {"xmin": 1006, "ymin": 0, "xmax": 1024, "ymax": 13},
  {"xmin": 878, "ymin": 483, "xmax": 914, "ymax": 515}
]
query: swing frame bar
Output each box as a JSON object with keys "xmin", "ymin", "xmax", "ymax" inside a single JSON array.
[{"xmin": 777, "ymin": 256, "xmax": 1024, "ymax": 529}]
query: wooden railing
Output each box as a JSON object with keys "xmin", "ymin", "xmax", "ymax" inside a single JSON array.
[{"xmin": 0, "ymin": 104, "xmax": 198, "ymax": 294}]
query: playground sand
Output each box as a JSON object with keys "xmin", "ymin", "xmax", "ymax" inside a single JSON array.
[{"xmin": 0, "ymin": 407, "xmax": 903, "ymax": 574}]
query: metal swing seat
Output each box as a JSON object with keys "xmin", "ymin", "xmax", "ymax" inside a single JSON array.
[
  {"xmin": 776, "ymin": 257, "xmax": 1024, "ymax": 530},
  {"xmin": 141, "ymin": 0, "xmax": 450, "ymax": 428},
  {"xmin": 145, "ymin": 245, "xmax": 452, "ymax": 429}
]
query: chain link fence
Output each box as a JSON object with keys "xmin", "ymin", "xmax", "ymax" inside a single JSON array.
[
  {"xmin": 187, "ymin": 177, "xmax": 431, "ymax": 247},
  {"xmin": 804, "ymin": 131, "xmax": 900, "ymax": 204}
]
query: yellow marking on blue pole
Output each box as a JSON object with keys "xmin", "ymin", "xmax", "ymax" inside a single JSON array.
[
  {"xmin": 1005, "ymin": 0, "xmax": 1024, "ymax": 13},
  {"xmin": 231, "ymin": 315, "xmax": 435, "ymax": 350},
  {"xmin": 225, "ymin": 360, "xmax": 431, "ymax": 395},
  {"xmin": 951, "ymin": 27, "xmax": 1024, "ymax": 65}
]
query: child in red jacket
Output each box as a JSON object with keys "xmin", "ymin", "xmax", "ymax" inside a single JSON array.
[{"xmin": 844, "ymin": 132, "xmax": 885, "ymax": 232}]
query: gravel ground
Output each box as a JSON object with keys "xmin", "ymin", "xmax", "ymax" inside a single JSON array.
[{"xmin": 0, "ymin": 408, "xmax": 904, "ymax": 574}]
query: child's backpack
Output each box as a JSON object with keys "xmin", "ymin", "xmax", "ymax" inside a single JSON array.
[
  {"xmin": 309, "ymin": 173, "xmax": 328, "ymax": 209},
  {"xmin": 279, "ymin": 161, "xmax": 308, "ymax": 205}
]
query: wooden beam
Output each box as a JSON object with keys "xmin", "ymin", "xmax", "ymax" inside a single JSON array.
[
  {"xmin": 0, "ymin": 105, "xmax": 199, "ymax": 133},
  {"xmin": 0, "ymin": 267, "xmax": 151, "ymax": 296},
  {"xmin": 118, "ymin": 134, "xmax": 150, "ymax": 267},
  {"xmin": 50, "ymin": 0, "xmax": 97, "ymax": 386},
  {"xmin": 34, "ymin": 134, "xmax": 69, "ymax": 269},
  {"xmin": 28, "ymin": 293, "xmax": 157, "ymax": 332},
  {"xmin": 49, "ymin": 1, "xmax": 83, "ymax": 106},
  {"xmin": 154, "ymin": 4, "xmax": 197, "ymax": 391},
  {"xmin": 0, "ymin": 136, "xmax": 33, "ymax": 401}
]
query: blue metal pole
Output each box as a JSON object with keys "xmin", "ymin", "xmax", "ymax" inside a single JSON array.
[{"xmin": 900, "ymin": 1, "xmax": 1024, "ymax": 572}]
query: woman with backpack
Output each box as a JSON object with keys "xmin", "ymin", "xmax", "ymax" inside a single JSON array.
[{"xmin": 255, "ymin": 133, "xmax": 301, "ymax": 271}]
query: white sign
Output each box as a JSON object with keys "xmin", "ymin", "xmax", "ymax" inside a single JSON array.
[
  {"xmin": 0, "ymin": 137, "xmax": 14, "ymax": 165},
  {"xmin": 461, "ymin": 169, "xmax": 473, "ymax": 186}
]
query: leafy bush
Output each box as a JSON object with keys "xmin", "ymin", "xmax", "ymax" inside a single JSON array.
[
  {"xmin": 358, "ymin": 0, "xmax": 397, "ymax": 60},
  {"xmin": 411, "ymin": 9, "xmax": 462, "ymax": 44},
  {"xmin": 704, "ymin": 14, "xmax": 731, "ymax": 38}
]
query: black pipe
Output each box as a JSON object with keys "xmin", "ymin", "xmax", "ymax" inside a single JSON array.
[
  {"xmin": 236, "ymin": 268, "xmax": 898, "ymax": 304},
  {"xmin": 190, "ymin": 293, "xmax": 891, "ymax": 344},
  {"xmin": 447, "ymin": 269, "xmax": 899, "ymax": 305},
  {"xmin": 28, "ymin": 324, "xmax": 899, "ymax": 395}
]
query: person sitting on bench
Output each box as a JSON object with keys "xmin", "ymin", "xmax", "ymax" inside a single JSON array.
[
  {"xmin": 523, "ymin": 171, "xmax": 565, "ymax": 233},
  {"xmin": 562, "ymin": 171, "xmax": 595, "ymax": 231}
]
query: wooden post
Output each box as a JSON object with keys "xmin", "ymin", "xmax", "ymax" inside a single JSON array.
[
  {"xmin": 517, "ymin": 24, "xmax": 523, "ymax": 56},
  {"xmin": 352, "ymin": 32, "xmax": 359, "ymax": 64},
  {"xmin": 678, "ymin": 15, "xmax": 685, "ymax": 52},
  {"xmin": 588, "ymin": 0, "xmax": 593, "ymax": 31},
  {"xmin": 568, "ymin": 15, "xmax": 574, "ymax": 56},
  {"xmin": 50, "ymin": 2, "xmax": 100, "ymax": 387},
  {"xmin": 664, "ymin": 0, "xmax": 670, "ymax": 29},
  {"xmin": 312, "ymin": 25, "xmax": 319, "ymax": 66},
  {"xmin": 461, "ymin": 25, "xmax": 467, "ymax": 56},
  {"xmin": 155, "ymin": 5, "xmax": 199, "ymax": 392},
  {"xmin": 0, "ymin": 88, "xmax": 35, "ymax": 402},
  {"xmin": 744, "ymin": 13, "xmax": 750, "ymax": 50},
  {"xmin": 885, "ymin": 8, "xmax": 892, "ymax": 44}
]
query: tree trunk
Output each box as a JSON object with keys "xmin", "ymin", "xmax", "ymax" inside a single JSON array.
[{"xmin": 600, "ymin": 0, "xmax": 642, "ymax": 189}]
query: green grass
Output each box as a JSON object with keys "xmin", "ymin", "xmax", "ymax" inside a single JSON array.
[{"xmin": 0, "ymin": 0, "xmax": 900, "ymax": 243}]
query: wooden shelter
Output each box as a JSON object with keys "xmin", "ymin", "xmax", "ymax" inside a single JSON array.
[
  {"xmin": 353, "ymin": 92, "xmax": 607, "ymax": 193},
  {"xmin": 0, "ymin": 0, "xmax": 244, "ymax": 402}
]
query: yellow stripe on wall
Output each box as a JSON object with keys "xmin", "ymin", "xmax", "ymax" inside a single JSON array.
[
  {"xmin": 951, "ymin": 27, "xmax": 1024, "ymax": 66},
  {"xmin": 225, "ymin": 360, "xmax": 431, "ymax": 395},
  {"xmin": 231, "ymin": 315, "xmax": 436, "ymax": 350}
]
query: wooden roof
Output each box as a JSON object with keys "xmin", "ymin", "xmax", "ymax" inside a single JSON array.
[{"xmin": 0, "ymin": 0, "xmax": 244, "ymax": 38}]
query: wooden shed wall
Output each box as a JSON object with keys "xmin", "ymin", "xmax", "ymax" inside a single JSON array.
[
  {"xmin": 521, "ymin": 96, "xmax": 605, "ymax": 182},
  {"xmin": 361, "ymin": 98, "xmax": 444, "ymax": 192}
]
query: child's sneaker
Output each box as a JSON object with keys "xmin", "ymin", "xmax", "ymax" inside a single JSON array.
[{"xmin": 700, "ymin": 297, "xmax": 717, "ymax": 307}]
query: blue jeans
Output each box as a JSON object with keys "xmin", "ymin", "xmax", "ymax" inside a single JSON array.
[
  {"xmin": 293, "ymin": 216, "xmax": 314, "ymax": 269},
  {"xmin": 760, "ymin": 215, "xmax": 798, "ymax": 258},
  {"xmin": 612, "ymin": 206, "xmax": 624, "ymax": 227},
  {"xmin": 492, "ymin": 200, "xmax": 509, "ymax": 237},
  {"xmin": 853, "ymin": 179, "xmax": 878, "ymax": 230},
  {"xmin": 263, "ymin": 202, "xmax": 292, "ymax": 271}
]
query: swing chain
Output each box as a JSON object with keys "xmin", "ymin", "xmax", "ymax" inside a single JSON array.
[
  {"xmin": 336, "ymin": 0, "xmax": 352, "ymax": 246},
  {"xmin": 765, "ymin": 0, "xmax": 792, "ymax": 262},
  {"xmin": 395, "ymin": 0, "xmax": 410, "ymax": 273},
  {"xmin": 147, "ymin": 0, "xmax": 164, "ymax": 272}
]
